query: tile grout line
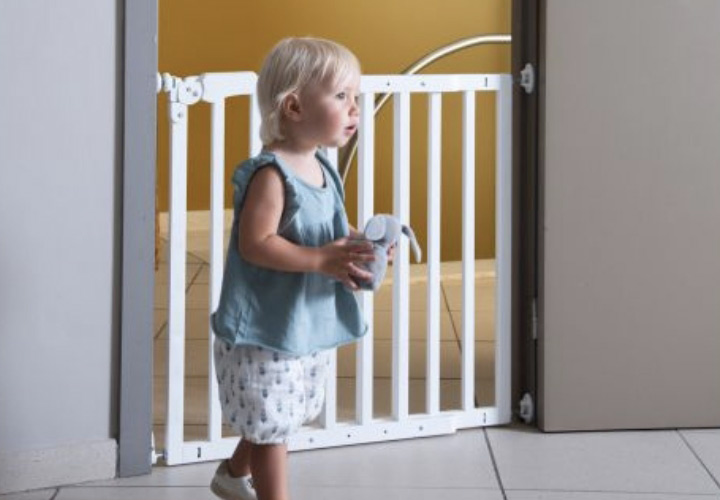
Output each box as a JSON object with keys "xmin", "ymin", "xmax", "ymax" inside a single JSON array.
[
  {"xmin": 440, "ymin": 283, "xmax": 462, "ymax": 350},
  {"xmin": 153, "ymin": 260, "xmax": 206, "ymax": 341},
  {"xmin": 482, "ymin": 428, "xmax": 508, "ymax": 500},
  {"xmin": 153, "ymin": 320, "xmax": 166, "ymax": 340},
  {"xmin": 677, "ymin": 429, "xmax": 720, "ymax": 491},
  {"xmin": 413, "ymin": 282, "xmax": 477, "ymax": 400},
  {"xmin": 441, "ymin": 282, "xmax": 482, "ymax": 408},
  {"xmin": 48, "ymin": 488, "xmax": 60, "ymax": 500}
]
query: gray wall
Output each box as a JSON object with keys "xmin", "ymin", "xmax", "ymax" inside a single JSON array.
[
  {"xmin": 0, "ymin": 0, "xmax": 120, "ymax": 455},
  {"xmin": 539, "ymin": 0, "xmax": 720, "ymax": 430}
]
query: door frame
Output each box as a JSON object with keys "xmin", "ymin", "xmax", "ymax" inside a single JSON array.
[
  {"xmin": 117, "ymin": 0, "xmax": 539, "ymax": 476},
  {"xmin": 117, "ymin": 0, "xmax": 158, "ymax": 477},
  {"xmin": 511, "ymin": 0, "xmax": 540, "ymax": 422}
]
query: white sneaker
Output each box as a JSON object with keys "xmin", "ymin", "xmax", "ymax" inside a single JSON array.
[{"xmin": 210, "ymin": 460, "xmax": 258, "ymax": 500}]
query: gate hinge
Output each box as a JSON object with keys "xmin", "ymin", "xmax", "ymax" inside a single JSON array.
[
  {"xmin": 519, "ymin": 393, "xmax": 535, "ymax": 423},
  {"xmin": 150, "ymin": 431, "xmax": 165, "ymax": 464},
  {"xmin": 519, "ymin": 63, "xmax": 535, "ymax": 94}
]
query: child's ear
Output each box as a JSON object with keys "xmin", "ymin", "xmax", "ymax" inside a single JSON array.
[{"xmin": 282, "ymin": 93, "xmax": 302, "ymax": 122}]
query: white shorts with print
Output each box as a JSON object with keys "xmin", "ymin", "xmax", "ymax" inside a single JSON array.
[{"xmin": 213, "ymin": 338, "xmax": 332, "ymax": 445}]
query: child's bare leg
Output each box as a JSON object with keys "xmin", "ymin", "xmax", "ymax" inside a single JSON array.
[
  {"xmin": 227, "ymin": 438, "xmax": 252, "ymax": 477},
  {"xmin": 251, "ymin": 443, "xmax": 289, "ymax": 500}
]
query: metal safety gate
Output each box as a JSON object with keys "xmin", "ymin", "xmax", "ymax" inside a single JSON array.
[{"xmin": 156, "ymin": 71, "xmax": 512, "ymax": 465}]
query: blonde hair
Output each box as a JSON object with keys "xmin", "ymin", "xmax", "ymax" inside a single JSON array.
[{"xmin": 257, "ymin": 37, "xmax": 361, "ymax": 146}]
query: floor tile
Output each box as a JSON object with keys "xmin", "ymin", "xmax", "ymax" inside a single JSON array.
[
  {"xmin": 157, "ymin": 239, "xmax": 205, "ymax": 265},
  {"xmin": 154, "ymin": 309, "xmax": 167, "ymax": 337},
  {"xmin": 381, "ymin": 260, "xmax": 496, "ymax": 285},
  {"xmin": 0, "ymin": 490, "xmax": 56, "ymax": 500},
  {"xmin": 288, "ymin": 429, "xmax": 500, "ymax": 489},
  {"xmin": 442, "ymin": 278, "xmax": 496, "ymax": 313},
  {"xmin": 680, "ymin": 429, "xmax": 720, "ymax": 486},
  {"xmin": 154, "ymin": 262, "xmax": 202, "ymax": 286},
  {"xmin": 475, "ymin": 379, "xmax": 496, "ymax": 407},
  {"xmin": 450, "ymin": 309, "xmax": 495, "ymax": 341},
  {"xmin": 336, "ymin": 339, "xmax": 462, "ymax": 379},
  {"xmin": 156, "ymin": 308, "xmax": 211, "ymax": 340},
  {"xmin": 153, "ymin": 377, "xmax": 210, "ymax": 425},
  {"xmin": 439, "ymin": 259, "xmax": 496, "ymax": 280},
  {"xmin": 56, "ymin": 487, "xmax": 217, "ymax": 499},
  {"xmin": 193, "ymin": 264, "xmax": 210, "ymax": 285},
  {"xmin": 372, "ymin": 310, "xmax": 458, "ymax": 341},
  {"xmin": 335, "ymin": 377, "xmax": 466, "ymax": 419},
  {"xmin": 154, "ymin": 284, "xmax": 206, "ymax": 310},
  {"xmin": 183, "ymin": 231, "xmax": 228, "ymax": 264},
  {"xmin": 336, "ymin": 338, "xmax": 495, "ymax": 380},
  {"xmin": 488, "ymin": 426, "xmax": 720, "ymax": 494},
  {"xmin": 185, "ymin": 284, "xmax": 211, "ymax": 309},
  {"xmin": 79, "ymin": 462, "xmax": 218, "ymax": 488},
  {"xmin": 473, "ymin": 341, "xmax": 496, "ymax": 380},
  {"xmin": 154, "ymin": 339, "xmax": 209, "ymax": 377},
  {"xmin": 292, "ymin": 485, "xmax": 503, "ymax": 500},
  {"xmin": 154, "ymin": 284, "xmax": 168, "ymax": 309},
  {"xmin": 374, "ymin": 282, "xmax": 429, "ymax": 311},
  {"xmin": 507, "ymin": 491, "xmax": 720, "ymax": 500}
]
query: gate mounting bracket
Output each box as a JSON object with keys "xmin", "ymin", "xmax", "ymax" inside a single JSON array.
[{"xmin": 519, "ymin": 63, "xmax": 535, "ymax": 94}]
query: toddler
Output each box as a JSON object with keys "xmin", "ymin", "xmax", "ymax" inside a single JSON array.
[{"xmin": 209, "ymin": 37, "xmax": 381, "ymax": 500}]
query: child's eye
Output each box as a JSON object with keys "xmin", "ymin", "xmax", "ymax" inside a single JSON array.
[{"xmin": 336, "ymin": 92, "xmax": 346, "ymax": 100}]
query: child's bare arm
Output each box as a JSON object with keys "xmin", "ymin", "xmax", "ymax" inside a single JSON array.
[{"xmin": 238, "ymin": 166, "xmax": 375, "ymax": 289}]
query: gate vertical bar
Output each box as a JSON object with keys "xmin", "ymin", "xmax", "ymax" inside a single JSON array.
[
  {"xmin": 166, "ymin": 101, "xmax": 189, "ymax": 464},
  {"xmin": 357, "ymin": 92, "xmax": 376, "ymax": 424},
  {"xmin": 320, "ymin": 145, "xmax": 340, "ymax": 429},
  {"xmin": 208, "ymin": 100, "xmax": 225, "ymax": 442},
  {"xmin": 495, "ymin": 76, "xmax": 513, "ymax": 422},
  {"xmin": 461, "ymin": 91, "xmax": 476, "ymax": 411},
  {"xmin": 426, "ymin": 92, "xmax": 442, "ymax": 415},
  {"xmin": 249, "ymin": 90, "xmax": 262, "ymax": 156},
  {"xmin": 392, "ymin": 91, "xmax": 411, "ymax": 421}
]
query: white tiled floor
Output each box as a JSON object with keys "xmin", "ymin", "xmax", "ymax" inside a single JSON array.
[
  {"xmin": 5, "ymin": 426, "xmax": 720, "ymax": 499},
  {"xmin": 6, "ymin": 237, "xmax": 718, "ymax": 500}
]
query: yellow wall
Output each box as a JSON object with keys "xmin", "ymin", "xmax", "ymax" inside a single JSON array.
[{"xmin": 158, "ymin": 0, "xmax": 510, "ymax": 260}]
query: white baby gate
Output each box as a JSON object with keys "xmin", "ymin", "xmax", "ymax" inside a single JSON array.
[{"xmin": 156, "ymin": 71, "xmax": 512, "ymax": 465}]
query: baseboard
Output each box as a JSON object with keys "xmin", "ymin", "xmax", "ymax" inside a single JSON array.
[
  {"xmin": 157, "ymin": 209, "xmax": 234, "ymax": 237},
  {"xmin": 0, "ymin": 439, "xmax": 117, "ymax": 494}
]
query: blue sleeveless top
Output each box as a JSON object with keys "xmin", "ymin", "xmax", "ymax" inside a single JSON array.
[{"xmin": 210, "ymin": 149, "xmax": 368, "ymax": 355}]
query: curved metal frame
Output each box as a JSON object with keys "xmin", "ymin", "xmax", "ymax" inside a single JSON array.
[{"xmin": 339, "ymin": 34, "xmax": 511, "ymax": 183}]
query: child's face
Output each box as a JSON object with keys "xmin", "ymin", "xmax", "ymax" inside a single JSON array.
[{"xmin": 299, "ymin": 72, "xmax": 360, "ymax": 148}]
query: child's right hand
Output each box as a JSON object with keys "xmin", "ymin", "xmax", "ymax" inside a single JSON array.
[{"xmin": 317, "ymin": 237, "xmax": 375, "ymax": 291}]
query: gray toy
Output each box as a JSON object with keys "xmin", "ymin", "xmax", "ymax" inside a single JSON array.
[{"xmin": 349, "ymin": 214, "xmax": 422, "ymax": 291}]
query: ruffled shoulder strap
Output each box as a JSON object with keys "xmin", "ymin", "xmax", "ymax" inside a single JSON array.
[{"xmin": 231, "ymin": 151, "xmax": 304, "ymax": 230}]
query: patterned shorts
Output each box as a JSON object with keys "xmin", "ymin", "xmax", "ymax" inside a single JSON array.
[{"xmin": 213, "ymin": 338, "xmax": 332, "ymax": 445}]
